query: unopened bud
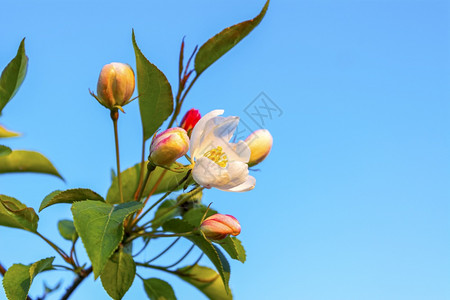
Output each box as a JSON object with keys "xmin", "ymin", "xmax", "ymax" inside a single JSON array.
[
  {"xmin": 245, "ymin": 129, "xmax": 273, "ymax": 167},
  {"xmin": 96, "ymin": 62, "xmax": 135, "ymax": 109},
  {"xmin": 180, "ymin": 109, "xmax": 201, "ymax": 136},
  {"xmin": 200, "ymin": 214, "xmax": 241, "ymax": 240},
  {"xmin": 149, "ymin": 127, "xmax": 190, "ymax": 167}
]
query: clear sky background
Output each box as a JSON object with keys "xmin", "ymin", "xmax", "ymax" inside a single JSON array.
[{"xmin": 0, "ymin": 0, "xmax": 449, "ymax": 299}]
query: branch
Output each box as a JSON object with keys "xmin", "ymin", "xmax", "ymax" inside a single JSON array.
[{"xmin": 60, "ymin": 266, "xmax": 93, "ymax": 300}]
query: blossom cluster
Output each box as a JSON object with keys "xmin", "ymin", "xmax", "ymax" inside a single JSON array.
[{"xmin": 93, "ymin": 62, "xmax": 273, "ymax": 241}]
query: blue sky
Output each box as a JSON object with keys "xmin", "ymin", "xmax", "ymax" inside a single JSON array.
[{"xmin": 0, "ymin": 0, "xmax": 449, "ymax": 299}]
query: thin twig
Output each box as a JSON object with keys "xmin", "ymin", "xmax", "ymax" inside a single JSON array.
[
  {"xmin": 60, "ymin": 266, "xmax": 93, "ymax": 300},
  {"xmin": 145, "ymin": 237, "xmax": 180, "ymax": 264},
  {"xmin": 163, "ymin": 244, "xmax": 195, "ymax": 268}
]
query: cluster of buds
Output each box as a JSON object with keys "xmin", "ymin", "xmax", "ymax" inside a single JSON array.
[{"xmin": 200, "ymin": 214, "xmax": 241, "ymax": 240}]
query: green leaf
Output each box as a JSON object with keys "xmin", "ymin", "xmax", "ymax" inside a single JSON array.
[
  {"xmin": 194, "ymin": 0, "xmax": 269, "ymax": 75},
  {"xmin": 57, "ymin": 220, "xmax": 78, "ymax": 241},
  {"xmin": 151, "ymin": 199, "xmax": 182, "ymax": 230},
  {"xmin": 2, "ymin": 257, "xmax": 54, "ymax": 300},
  {"xmin": 101, "ymin": 250, "xmax": 136, "ymax": 300},
  {"xmin": 216, "ymin": 236, "xmax": 246, "ymax": 263},
  {"xmin": 143, "ymin": 278, "xmax": 177, "ymax": 300},
  {"xmin": 182, "ymin": 205, "xmax": 217, "ymax": 227},
  {"xmin": 0, "ymin": 39, "xmax": 28, "ymax": 115},
  {"xmin": 39, "ymin": 188, "xmax": 104, "ymax": 212},
  {"xmin": 132, "ymin": 30, "xmax": 174, "ymax": 141},
  {"xmin": 106, "ymin": 161, "xmax": 193, "ymax": 204},
  {"xmin": 0, "ymin": 145, "xmax": 12, "ymax": 157},
  {"xmin": 163, "ymin": 219, "xmax": 231, "ymax": 292},
  {"xmin": 71, "ymin": 200, "xmax": 143, "ymax": 278},
  {"xmin": 0, "ymin": 125, "xmax": 20, "ymax": 138},
  {"xmin": 0, "ymin": 150, "xmax": 63, "ymax": 180},
  {"xmin": 0, "ymin": 195, "xmax": 38, "ymax": 232},
  {"xmin": 176, "ymin": 265, "xmax": 232, "ymax": 300}
]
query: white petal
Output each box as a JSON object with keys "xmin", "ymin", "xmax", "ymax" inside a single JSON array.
[
  {"xmin": 190, "ymin": 109, "xmax": 224, "ymax": 159},
  {"xmin": 193, "ymin": 116, "xmax": 239, "ymax": 158},
  {"xmin": 211, "ymin": 116, "xmax": 239, "ymax": 142},
  {"xmin": 192, "ymin": 157, "xmax": 230, "ymax": 189},
  {"xmin": 219, "ymin": 161, "xmax": 249, "ymax": 188},
  {"xmin": 219, "ymin": 175, "xmax": 256, "ymax": 192},
  {"xmin": 225, "ymin": 140, "xmax": 251, "ymax": 163}
]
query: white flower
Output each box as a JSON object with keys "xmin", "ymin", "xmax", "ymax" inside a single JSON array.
[{"xmin": 190, "ymin": 110, "xmax": 256, "ymax": 192}]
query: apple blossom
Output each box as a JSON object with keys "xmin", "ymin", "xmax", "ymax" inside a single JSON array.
[{"xmin": 189, "ymin": 110, "xmax": 255, "ymax": 192}]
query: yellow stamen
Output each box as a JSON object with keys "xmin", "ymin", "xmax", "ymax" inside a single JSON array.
[{"xmin": 204, "ymin": 146, "xmax": 228, "ymax": 167}]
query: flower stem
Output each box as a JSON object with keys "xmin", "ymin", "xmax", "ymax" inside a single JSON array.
[
  {"xmin": 134, "ymin": 137, "xmax": 147, "ymax": 201},
  {"xmin": 111, "ymin": 109, "xmax": 124, "ymax": 203}
]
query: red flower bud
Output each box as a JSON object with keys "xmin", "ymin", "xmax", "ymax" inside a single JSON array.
[
  {"xmin": 180, "ymin": 109, "xmax": 201, "ymax": 134},
  {"xmin": 200, "ymin": 214, "xmax": 241, "ymax": 240}
]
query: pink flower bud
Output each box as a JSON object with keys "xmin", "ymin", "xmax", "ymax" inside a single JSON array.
[
  {"xmin": 200, "ymin": 214, "xmax": 241, "ymax": 240},
  {"xmin": 97, "ymin": 62, "xmax": 135, "ymax": 108},
  {"xmin": 149, "ymin": 127, "xmax": 190, "ymax": 167},
  {"xmin": 180, "ymin": 109, "xmax": 201, "ymax": 135},
  {"xmin": 244, "ymin": 129, "xmax": 273, "ymax": 167}
]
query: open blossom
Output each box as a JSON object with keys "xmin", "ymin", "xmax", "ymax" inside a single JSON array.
[
  {"xmin": 149, "ymin": 127, "xmax": 189, "ymax": 167},
  {"xmin": 200, "ymin": 214, "xmax": 241, "ymax": 240},
  {"xmin": 189, "ymin": 110, "xmax": 256, "ymax": 192},
  {"xmin": 96, "ymin": 62, "xmax": 135, "ymax": 108},
  {"xmin": 245, "ymin": 129, "xmax": 273, "ymax": 167}
]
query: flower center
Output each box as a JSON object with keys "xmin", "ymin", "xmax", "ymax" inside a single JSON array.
[{"xmin": 203, "ymin": 146, "xmax": 228, "ymax": 167}]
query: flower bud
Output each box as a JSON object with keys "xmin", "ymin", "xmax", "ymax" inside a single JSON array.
[
  {"xmin": 244, "ymin": 129, "xmax": 273, "ymax": 167},
  {"xmin": 96, "ymin": 62, "xmax": 135, "ymax": 109},
  {"xmin": 200, "ymin": 214, "xmax": 241, "ymax": 240},
  {"xmin": 149, "ymin": 127, "xmax": 190, "ymax": 167},
  {"xmin": 180, "ymin": 109, "xmax": 201, "ymax": 135}
]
